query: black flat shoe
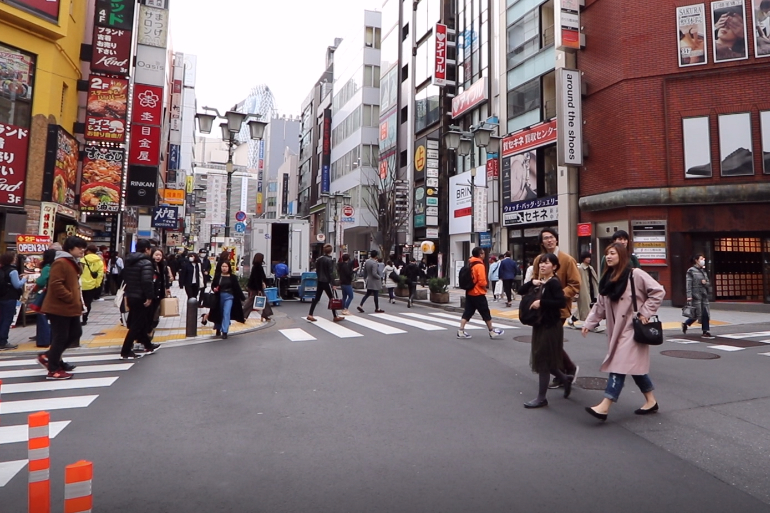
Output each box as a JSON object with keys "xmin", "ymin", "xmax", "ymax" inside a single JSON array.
[
  {"xmin": 634, "ymin": 403, "xmax": 659, "ymax": 415},
  {"xmin": 200, "ymin": 314, "xmax": 207, "ymax": 326},
  {"xmin": 523, "ymin": 398, "xmax": 548, "ymax": 409},
  {"xmin": 563, "ymin": 375, "xmax": 574, "ymax": 399},
  {"xmin": 585, "ymin": 407, "xmax": 608, "ymax": 421}
]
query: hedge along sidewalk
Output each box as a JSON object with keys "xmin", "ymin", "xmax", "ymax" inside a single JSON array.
[{"xmin": 1, "ymin": 283, "xmax": 273, "ymax": 356}]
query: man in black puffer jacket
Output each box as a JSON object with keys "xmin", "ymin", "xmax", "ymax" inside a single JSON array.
[{"xmin": 120, "ymin": 239, "xmax": 160, "ymax": 359}]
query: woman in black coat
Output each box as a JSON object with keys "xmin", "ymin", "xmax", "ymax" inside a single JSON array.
[
  {"xmin": 179, "ymin": 253, "xmax": 204, "ymax": 301},
  {"xmin": 244, "ymin": 253, "xmax": 268, "ymax": 320},
  {"xmin": 207, "ymin": 261, "xmax": 246, "ymax": 339},
  {"xmin": 149, "ymin": 248, "xmax": 172, "ymax": 333}
]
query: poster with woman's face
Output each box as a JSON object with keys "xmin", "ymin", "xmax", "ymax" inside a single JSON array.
[
  {"xmin": 508, "ymin": 151, "xmax": 538, "ymax": 202},
  {"xmin": 677, "ymin": 4, "xmax": 708, "ymax": 66},
  {"xmin": 712, "ymin": 0, "xmax": 749, "ymax": 62},
  {"xmin": 753, "ymin": 0, "xmax": 770, "ymax": 57}
]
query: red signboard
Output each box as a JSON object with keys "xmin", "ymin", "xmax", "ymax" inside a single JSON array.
[
  {"xmin": 452, "ymin": 77, "xmax": 487, "ymax": 118},
  {"xmin": 577, "ymin": 223, "xmax": 592, "ymax": 237},
  {"xmin": 16, "ymin": 235, "xmax": 51, "ymax": 254},
  {"xmin": 486, "ymin": 158, "xmax": 499, "ymax": 179},
  {"xmin": 131, "ymin": 84, "xmax": 163, "ymax": 126},
  {"xmin": 432, "ymin": 23, "xmax": 447, "ymax": 87},
  {"xmin": 91, "ymin": 26, "xmax": 132, "ymax": 76},
  {"xmin": 49, "ymin": 126, "xmax": 79, "ymax": 208},
  {"xmin": 85, "ymin": 76, "xmax": 128, "ymax": 142},
  {"xmin": 5, "ymin": 0, "xmax": 60, "ymax": 21},
  {"xmin": 128, "ymin": 125, "xmax": 161, "ymax": 167},
  {"xmin": 501, "ymin": 119, "xmax": 558, "ymax": 157},
  {"xmin": 0, "ymin": 122, "xmax": 29, "ymax": 206}
]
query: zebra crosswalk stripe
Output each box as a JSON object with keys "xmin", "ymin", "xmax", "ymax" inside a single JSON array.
[
  {"xmin": 0, "ymin": 460, "xmax": 27, "ymax": 487},
  {"xmin": 0, "ymin": 395, "xmax": 98, "ymax": 415},
  {"xmin": 719, "ymin": 331, "xmax": 770, "ymax": 339},
  {"xmin": 0, "ymin": 421, "xmax": 70, "ymax": 445},
  {"xmin": 279, "ymin": 329, "xmax": 317, "ymax": 341},
  {"xmin": 370, "ymin": 313, "xmax": 445, "ymax": 331},
  {"xmin": 0, "ymin": 377, "xmax": 119, "ymax": 395},
  {"xmin": 342, "ymin": 315, "xmax": 407, "ymax": 334},
  {"xmin": 402, "ymin": 313, "xmax": 484, "ymax": 329},
  {"xmin": 0, "ymin": 354, "xmax": 120, "ymax": 369},
  {"xmin": 304, "ymin": 317, "xmax": 363, "ymax": 338},
  {"xmin": 0, "ymin": 363, "xmax": 134, "ymax": 380},
  {"xmin": 707, "ymin": 345, "xmax": 745, "ymax": 352},
  {"xmin": 430, "ymin": 312, "xmax": 518, "ymax": 330}
]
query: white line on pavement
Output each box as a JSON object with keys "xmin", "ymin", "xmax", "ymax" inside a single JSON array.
[
  {"xmin": 279, "ymin": 329, "xmax": 317, "ymax": 342},
  {"xmin": 0, "ymin": 421, "xmax": 70, "ymax": 445},
  {"xmin": 0, "ymin": 363, "xmax": 133, "ymax": 380},
  {"xmin": 0, "ymin": 377, "xmax": 119, "ymax": 395},
  {"xmin": 430, "ymin": 312, "xmax": 518, "ymax": 330},
  {"xmin": 667, "ymin": 338, "xmax": 701, "ymax": 344},
  {"xmin": 341, "ymin": 315, "xmax": 408, "ymax": 334},
  {"xmin": 0, "ymin": 460, "xmax": 27, "ymax": 487},
  {"xmin": 370, "ymin": 313, "xmax": 445, "ymax": 331},
  {"xmin": 402, "ymin": 313, "xmax": 484, "ymax": 329},
  {"xmin": 0, "ymin": 395, "xmax": 98, "ymax": 415},
  {"xmin": 303, "ymin": 317, "xmax": 363, "ymax": 338},
  {"xmin": 707, "ymin": 345, "xmax": 745, "ymax": 352},
  {"xmin": 759, "ymin": 352, "xmax": 770, "ymax": 357},
  {"xmin": 719, "ymin": 331, "xmax": 770, "ymax": 339},
  {"xmin": 0, "ymin": 354, "xmax": 120, "ymax": 369}
]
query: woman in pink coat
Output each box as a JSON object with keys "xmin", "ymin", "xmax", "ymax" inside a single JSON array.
[{"xmin": 581, "ymin": 243, "xmax": 665, "ymax": 421}]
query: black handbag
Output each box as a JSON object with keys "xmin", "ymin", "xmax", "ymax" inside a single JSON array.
[
  {"xmin": 629, "ymin": 271, "xmax": 663, "ymax": 346},
  {"xmin": 518, "ymin": 283, "xmax": 543, "ymax": 326}
]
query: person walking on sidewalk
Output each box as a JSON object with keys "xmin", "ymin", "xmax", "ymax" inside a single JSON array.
[
  {"xmin": 307, "ymin": 244, "xmax": 344, "ymax": 323},
  {"xmin": 488, "ymin": 256, "xmax": 500, "ymax": 301},
  {"xmin": 457, "ymin": 247, "xmax": 505, "ymax": 340},
  {"xmin": 531, "ymin": 228, "xmax": 581, "ymax": 388},
  {"xmin": 518, "ymin": 253, "xmax": 572, "ymax": 408},
  {"xmin": 498, "ymin": 251, "xmax": 519, "ymax": 307},
  {"xmin": 383, "ymin": 260, "xmax": 398, "ymax": 304},
  {"xmin": 568, "ymin": 251, "xmax": 601, "ymax": 330},
  {"xmin": 582, "ymin": 243, "xmax": 665, "ymax": 421},
  {"xmin": 148, "ymin": 248, "xmax": 172, "ymax": 336},
  {"xmin": 244, "ymin": 252, "xmax": 268, "ymax": 320},
  {"xmin": 179, "ymin": 252, "xmax": 204, "ymax": 302},
  {"xmin": 208, "ymin": 261, "xmax": 246, "ymax": 339},
  {"xmin": 0, "ymin": 251, "xmax": 26, "ymax": 351},
  {"xmin": 683, "ymin": 253, "xmax": 714, "ymax": 339},
  {"xmin": 38, "ymin": 237, "xmax": 87, "ymax": 379},
  {"xmin": 107, "ymin": 252, "xmax": 124, "ymax": 295},
  {"xmin": 337, "ymin": 253, "xmax": 356, "ymax": 315},
  {"xmin": 402, "ymin": 255, "xmax": 421, "ymax": 308},
  {"xmin": 34, "ymin": 249, "xmax": 56, "ymax": 348},
  {"xmin": 120, "ymin": 239, "xmax": 161, "ymax": 359},
  {"xmin": 358, "ymin": 250, "xmax": 384, "ymax": 313},
  {"xmin": 80, "ymin": 245, "xmax": 104, "ymax": 326}
]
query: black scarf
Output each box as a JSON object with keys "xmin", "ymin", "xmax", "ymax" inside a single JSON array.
[{"xmin": 599, "ymin": 266, "xmax": 632, "ymax": 301}]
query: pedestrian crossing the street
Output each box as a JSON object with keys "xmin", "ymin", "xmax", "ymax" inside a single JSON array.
[
  {"xmin": 281, "ymin": 310, "xmax": 521, "ymax": 342},
  {"xmin": 0, "ymin": 353, "xmax": 136, "ymax": 488}
]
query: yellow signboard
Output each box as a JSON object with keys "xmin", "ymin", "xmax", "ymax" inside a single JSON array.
[
  {"xmin": 186, "ymin": 176, "xmax": 194, "ymax": 194},
  {"xmin": 161, "ymin": 188, "xmax": 185, "ymax": 205}
]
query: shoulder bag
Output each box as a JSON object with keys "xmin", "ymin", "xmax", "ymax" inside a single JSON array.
[
  {"xmin": 681, "ymin": 301, "xmax": 696, "ymax": 320},
  {"xmin": 328, "ymin": 288, "xmax": 344, "ymax": 310},
  {"xmin": 518, "ymin": 282, "xmax": 544, "ymax": 326},
  {"xmin": 629, "ymin": 270, "xmax": 663, "ymax": 345}
]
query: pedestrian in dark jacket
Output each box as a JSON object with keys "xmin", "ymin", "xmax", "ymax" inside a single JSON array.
[
  {"xmin": 307, "ymin": 244, "xmax": 344, "ymax": 322},
  {"xmin": 244, "ymin": 253, "xmax": 269, "ymax": 320},
  {"xmin": 120, "ymin": 239, "xmax": 161, "ymax": 359},
  {"xmin": 38, "ymin": 237, "xmax": 87, "ymax": 380},
  {"xmin": 199, "ymin": 250, "xmax": 212, "ymax": 284},
  {"xmin": 498, "ymin": 251, "xmax": 519, "ymax": 306},
  {"xmin": 337, "ymin": 254, "xmax": 356, "ymax": 314},
  {"xmin": 402, "ymin": 255, "xmax": 421, "ymax": 308},
  {"xmin": 208, "ymin": 260, "xmax": 246, "ymax": 339},
  {"xmin": 0, "ymin": 251, "xmax": 26, "ymax": 351},
  {"xmin": 179, "ymin": 253, "xmax": 204, "ymax": 301},
  {"xmin": 34, "ymin": 249, "xmax": 57, "ymax": 348},
  {"xmin": 149, "ymin": 248, "xmax": 172, "ymax": 334}
]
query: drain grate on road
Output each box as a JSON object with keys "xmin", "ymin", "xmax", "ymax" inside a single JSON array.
[
  {"xmin": 575, "ymin": 377, "xmax": 608, "ymax": 390},
  {"xmin": 660, "ymin": 350, "xmax": 721, "ymax": 360}
]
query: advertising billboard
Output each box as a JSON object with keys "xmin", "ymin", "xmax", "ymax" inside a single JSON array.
[
  {"xmin": 677, "ymin": 4, "xmax": 708, "ymax": 66},
  {"xmin": 711, "ymin": 0, "xmax": 749, "ymax": 63},
  {"xmin": 80, "ymin": 146, "xmax": 123, "ymax": 213},
  {"xmin": 0, "ymin": 122, "xmax": 29, "ymax": 206},
  {"xmin": 43, "ymin": 126, "xmax": 78, "ymax": 208},
  {"xmin": 91, "ymin": 26, "xmax": 132, "ymax": 76},
  {"xmin": 85, "ymin": 76, "xmax": 128, "ymax": 143}
]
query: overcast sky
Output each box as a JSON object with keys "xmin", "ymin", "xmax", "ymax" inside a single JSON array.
[{"xmin": 169, "ymin": 0, "xmax": 379, "ymax": 117}]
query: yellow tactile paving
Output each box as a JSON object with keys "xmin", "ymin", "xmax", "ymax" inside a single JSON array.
[{"xmin": 490, "ymin": 308, "xmax": 519, "ymax": 319}]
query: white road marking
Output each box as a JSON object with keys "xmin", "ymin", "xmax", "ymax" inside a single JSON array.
[
  {"xmin": 0, "ymin": 377, "xmax": 119, "ymax": 395},
  {"xmin": 342, "ymin": 316, "xmax": 407, "ymax": 334},
  {"xmin": 707, "ymin": 345, "xmax": 745, "ymax": 352},
  {"xmin": 303, "ymin": 317, "xmax": 363, "ymax": 338},
  {"xmin": 0, "ymin": 460, "xmax": 27, "ymax": 487},
  {"xmin": 667, "ymin": 338, "xmax": 701, "ymax": 344},
  {"xmin": 430, "ymin": 312, "xmax": 518, "ymax": 330},
  {"xmin": 279, "ymin": 329, "xmax": 317, "ymax": 342},
  {"xmin": 0, "ymin": 354, "xmax": 119, "ymax": 369},
  {"xmin": 0, "ymin": 395, "xmax": 98, "ymax": 415},
  {"xmin": 0, "ymin": 363, "xmax": 133, "ymax": 380},
  {"xmin": 370, "ymin": 313, "xmax": 445, "ymax": 331},
  {"xmin": 0, "ymin": 421, "xmax": 70, "ymax": 445},
  {"xmin": 402, "ymin": 313, "xmax": 484, "ymax": 329},
  {"xmin": 759, "ymin": 352, "xmax": 770, "ymax": 357},
  {"xmin": 719, "ymin": 331, "xmax": 770, "ymax": 339}
]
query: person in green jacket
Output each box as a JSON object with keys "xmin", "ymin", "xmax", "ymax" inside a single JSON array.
[
  {"xmin": 80, "ymin": 244, "xmax": 104, "ymax": 325},
  {"xmin": 35, "ymin": 249, "xmax": 57, "ymax": 348}
]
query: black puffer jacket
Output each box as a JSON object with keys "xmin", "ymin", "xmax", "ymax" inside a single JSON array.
[{"xmin": 123, "ymin": 252, "xmax": 155, "ymax": 301}]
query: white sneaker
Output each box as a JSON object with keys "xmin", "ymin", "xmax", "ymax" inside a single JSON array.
[
  {"xmin": 489, "ymin": 328, "xmax": 504, "ymax": 338},
  {"xmin": 457, "ymin": 330, "xmax": 472, "ymax": 339}
]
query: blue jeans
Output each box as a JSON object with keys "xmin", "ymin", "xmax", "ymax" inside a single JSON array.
[
  {"xmin": 36, "ymin": 312, "xmax": 51, "ymax": 347},
  {"xmin": 340, "ymin": 284, "xmax": 354, "ymax": 309},
  {"xmin": 604, "ymin": 373, "xmax": 655, "ymax": 402},
  {"xmin": 0, "ymin": 299, "xmax": 17, "ymax": 346},
  {"xmin": 215, "ymin": 292, "xmax": 233, "ymax": 334},
  {"xmin": 684, "ymin": 303, "xmax": 710, "ymax": 332}
]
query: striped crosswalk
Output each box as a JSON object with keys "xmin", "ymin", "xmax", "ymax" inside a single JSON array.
[
  {"xmin": 0, "ymin": 353, "xmax": 138, "ymax": 488},
  {"xmin": 668, "ymin": 330, "xmax": 770, "ymax": 354},
  {"xmin": 280, "ymin": 310, "xmax": 521, "ymax": 342}
]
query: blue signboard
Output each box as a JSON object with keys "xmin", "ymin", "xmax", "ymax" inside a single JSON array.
[
  {"xmin": 479, "ymin": 231, "xmax": 492, "ymax": 248},
  {"xmin": 168, "ymin": 144, "xmax": 180, "ymax": 171},
  {"xmin": 151, "ymin": 206, "xmax": 178, "ymax": 229},
  {"xmin": 234, "ymin": 222, "xmax": 246, "ymax": 233}
]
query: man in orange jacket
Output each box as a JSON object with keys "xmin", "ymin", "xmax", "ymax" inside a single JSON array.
[{"xmin": 458, "ymin": 247, "xmax": 505, "ymax": 339}]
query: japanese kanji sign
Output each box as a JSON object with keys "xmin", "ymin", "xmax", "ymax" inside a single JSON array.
[
  {"xmin": 501, "ymin": 119, "xmax": 557, "ymax": 157},
  {"xmin": 131, "ymin": 84, "xmax": 163, "ymax": 126},
  {"xmin": 80, "ymin": 146, "xmax": 124, "ymax": 213},
  {"xmin": 138, "ymin": 4, "xmax": 169, "ymax": 48},
  {"xmin": 91, "ymin": 25, "xmax": 132, "ymax": 76},
  {"xmin": 95, "ymin": 0, "xmax": 136, "ymax": 31},
  {"xmin": 128, "ymin": 125, "xmax": 161, "ymax": 167},
  {"xmin": 85, "ymin": 76, "xmax": 128, "ymax": 143},
  {"xmin": 432, "ymin": 23, "xmax": 447, "ymax": 87},
  {"xmin": 152, "ymin": 206, "xmax": 178, "ymax": 229},
  {"xmin": 503, "ymin": 196, "xmax": 559, "ymax": 227},
  {"xmin": 0, "ymin": 122, "xmax": 29, "ymax": 206}
]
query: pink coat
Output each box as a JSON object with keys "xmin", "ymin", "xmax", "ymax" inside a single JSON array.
[{"xmin": 584, "ymin": 269, "xmax": 665, "ymax": 375}]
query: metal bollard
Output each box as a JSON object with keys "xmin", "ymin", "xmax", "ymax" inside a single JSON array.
[{"xmin": 186, "ymin": 297, "xmax": 198, "ymax": 338}]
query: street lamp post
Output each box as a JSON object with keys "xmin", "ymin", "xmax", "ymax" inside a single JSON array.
[{"xmin": 195, "ymin": 108, "xmax": 267, "ymax": 241}]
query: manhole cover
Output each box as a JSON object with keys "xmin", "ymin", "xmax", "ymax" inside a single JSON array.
[
  {"xmin": 575, "ymin": 377, "xmax": 608, "ymax": 390},
  {"xmin": 514, "ymin": 336, "xmax": 531, "ymax": 343},
  {"xmin": 660, "ymin": 350, "xmax": 720, "ymax": 360}
]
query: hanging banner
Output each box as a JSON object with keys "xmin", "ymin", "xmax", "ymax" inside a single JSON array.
[
  {"xmin": 85, "ymin": 76, "xmax": 128, "ymax": 143},
  {"xmin": 432, "ymin": 23, "xmax": 448, "ymax": 87},
  {"xmin": 556, "ymin": 68, "xmax": 583, "ymax": 166},
  {"xmin": 80, "ymin": 146, "xmax": 123, "ymax": 213},
  {"xmin": 677, "ymin": 4, "xmax": 708, "ymax": 66},
  {"xmin": 91, "ymin": 26, "xmax": 132, "ymax": 76},
  {"xmin": 131, "ymin": 84, "xmax": 163, "ymax": 126},
  {"xmin": 0, "ymin": 122, "xmax": 29, "ymax": 206},
  {"xmin": 137, "ymin": 4, "xmax": 169, "ymax": 48},
  {"xmin": 128, "ymin": 125, "xmax": 162, "ymax": 166}
]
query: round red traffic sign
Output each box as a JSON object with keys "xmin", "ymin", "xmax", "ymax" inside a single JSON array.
[
  {"xmin": 342, "ymin": 205, "xmax": 354, "ymax": 217},
  {"xmin": 235, "ymin": 211, "xmax": 246, "ymax": 222}
]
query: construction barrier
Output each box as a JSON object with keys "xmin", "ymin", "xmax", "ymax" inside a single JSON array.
[
  {"xmin": 64, "ymin": 460, "xmax": 93, "ymax": 513},
  {"xmin": 28, "ymin": 411, "xmax": 51, "ymax": 513}
]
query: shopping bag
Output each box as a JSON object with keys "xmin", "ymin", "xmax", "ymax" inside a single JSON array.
[
  {"xmin": 28, "ymin": 289, "xmax": 46, "ymax": 312},
  {"xmin": 253, "ymin": 295, "xmax": 267, "ymax": 311},
  {"xmin": 494, "ymin": 280, "xmax": 503, "ymax": 296},
  {"xmin": 160, "ymin": 297, "xmax": 180, "ymax": 317},
  {"xmin": 113, "ymin": 282, "xmax": 126, "ymax": 308},
  {"xmin": 328, "ymin": 289, "xmax": 343, "ymax": 310}
]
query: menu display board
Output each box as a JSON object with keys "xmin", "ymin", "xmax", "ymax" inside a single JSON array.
[
  {"xmin": 0, "ymin": 46, "xmax": 34, "ymax": 101},
  {"xmin": 85, "ymin": 76, "xmax": 128, "ymax": 142},
  {"xmin": 80, "ymin": 146, "xmax": 124, "ymax": 213},
  {"xmin": 631, "ymin": 220, "xmax": 668, "ymax": 266}
]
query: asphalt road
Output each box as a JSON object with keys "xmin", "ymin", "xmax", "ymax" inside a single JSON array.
[{"xmin": 1, "ymin": 299, "xmax": 769, "ymax": 512}]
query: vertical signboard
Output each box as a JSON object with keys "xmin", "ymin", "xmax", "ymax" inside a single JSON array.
[
  {"xmin": 137, "ymin": 4, "xmax": 169, "ymax": 48},
  {"xmin": 555, "ymin": 0, "xmax": 581, "ymax": 50},
  {"xmin": 131, "ymin": 84, "xmax": 163, "ymax": 126},
  {"xmin": 128, "ymin": 125, "xmax": 162, "ymax": 166},
  {"xmin": 126, "ymin": 165, "xmax": 158, "ymax": 206},
  {"xmin": 321, "ymin": 108, "xmax": 332, "ymax": 194},
  {"xmin": 85, "ymin": 76, "xmax": 128, "ymax": 142},
  {"xmin": 43, "ymin": 126, "xmax": 78, "ymax": 208},
  {"xmin": 631, "ymin": 220, "xmax": 667, "ymax": 266},
  {"xmin": 556, "ymin": 69, "xmax": 583, "ymax": 166},
  {"xmin": 0, "ymin": 122, "xmax": 29, "ymax": 206},
  {"xmin": 432, "ymin": 23, "xmax": 447, "ymax": 87},
  {"xmin": 134, "ymin": 44, "xmax": 167, "ymax": 87},
  {"xmin": 80, "ymin": 146, "xmax": 123, "ymax": 213},
  {"xmin": 91, "ymin": 26, "xmax": 133, "ymax": 76},
  {"xmin": 281, "ymin": 173, "xmax": 290, "ymax": 215},
  {"xmin": 95, "ymin": 0, "xmax": 136, "ymax": 30}
]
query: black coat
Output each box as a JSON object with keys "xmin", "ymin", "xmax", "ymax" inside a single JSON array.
[
  {"xmin": 179, "ymin": 260, "xmax": 204, "ymax": 288},
  {"xmin": 315, "ymin": 255, "xmax": 334, "ymax": 283},
  {"xmin": 207, "ymin": 274, "xmax": 247, "ymax": 325},
  {"xmin": 247, "ymin": 262, "xmax": 267, "ymax": 292},
  {"xmin": 123, "ymin": 252, "xmax": 154, "ymax": 301},
  {"xmin": 519, "ymin": 277, "xmax": 566, "ymax": 327},
  {"xmin": 152, "ymin": 260, "xmax": 171, "ymax": 300},
  {"xmin": 337, "ymin": 261, "xmax": 355, "ymax": 285}
]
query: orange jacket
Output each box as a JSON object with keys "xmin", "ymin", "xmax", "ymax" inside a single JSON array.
[{"xmin": 468, "ymin": 256, "xmax": 488, "ymax": 296}]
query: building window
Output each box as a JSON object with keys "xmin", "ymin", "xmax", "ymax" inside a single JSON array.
[
  {"xmin": 507, "ymin": 9, "xmax": 540, "ymax": 69},
  {"xmin": 0, "ymin": 43, "xmax": 35, "ymax": 129},
  {"xmin": 364, "ymin": 65, "xmax": 381, "ymax": 88},
  {"xmin": 365, "ymin": 26, "xmax": 382, "ymax": 49},
  {"xmin": 362, "ymin": 105, "xmax": 380, "ymax": 127},
  {"xmin": 414, "ymin": 85, "xmax": 440, "ymax": 133},
  {"xmin": 507, "ymin": 78, "xmax": 541, "ymax": 119}
]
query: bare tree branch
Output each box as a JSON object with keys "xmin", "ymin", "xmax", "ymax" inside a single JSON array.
[{"xmin": 362, "ymin": 155, "xmax": 414, "ymax": 257}]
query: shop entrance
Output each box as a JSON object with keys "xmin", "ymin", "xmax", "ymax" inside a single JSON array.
[{"xmin": 711, "ymin": 237, "xmax": 767, "ymax": 302}]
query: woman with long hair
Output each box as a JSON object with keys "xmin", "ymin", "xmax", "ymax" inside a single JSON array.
[
  {"xmin": 0, "ymin": 251, "xmax": 26, "ymax": 350},
  {"xmin": 518, "ymin": 252, "xmax": 571, "ymax": 408},
  {"xmin": 107, "ymin": 252, "xmax": 124, "ymax": 295},
  {"xmin": 383, "ymin": 259, "xmax": 397, "ymax": 304},
  {"xmin": 245, "ymin": 253, "xmax": 268, "ymax": 320},
  {"xmin": 34, "ymin": 249, "xmax": 57, "ymax": 348},
  {"xmin": 582, "ymin": 243, "xmax": 665, "ymax": 421},
  {"xmin": 149, "ymin": 248, "xmax": 172, "ymax": 334},
  {"xmin": 208, "ymin": 261, "xmax": 246, "ymax": 339}
]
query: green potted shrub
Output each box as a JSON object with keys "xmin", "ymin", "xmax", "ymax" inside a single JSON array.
[
  {"xmin": 395, "ymin": 274, "xmax": 410, "ymax": 297},
  {"xmin": 428, "ymin": 277, "xmax": 449, "ymax": 304}
]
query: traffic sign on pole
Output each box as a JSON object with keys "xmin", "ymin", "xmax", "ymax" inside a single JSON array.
[{"xmin": 235, "ymin": 211, "xmax": 247, "ymax": 222}]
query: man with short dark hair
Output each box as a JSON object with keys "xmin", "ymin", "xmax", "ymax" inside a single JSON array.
[
  {"xmin": 307, "ymin": 244, "xmax": 344, "ymax": 323},
  {"xmin": 120, "ymin": 239, "xmax": 161, "ymax": 359},
  {"xmin": 498, "ymin": 251, "xmax": 519, "ymax": 307},
  {"xmin": 358, "ymin": 250, "xmax": 384, "ymax": 313},
  {"xmin": 458, "ymin": 247, "xmax": 505, "ymax": 339}
]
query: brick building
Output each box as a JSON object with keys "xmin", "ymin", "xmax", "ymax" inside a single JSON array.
[{"xmin": 577, "ymin": 0, "xmax": 770, "ymax": 305}]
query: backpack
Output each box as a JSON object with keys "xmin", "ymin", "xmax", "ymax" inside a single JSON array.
[
  {"xmin": 458, "ymin": 261, "xmax": 482, "ymax": 291},
  {"xmin": 518, "ymin": 284, "xmax": 543, "ymax": 326}
]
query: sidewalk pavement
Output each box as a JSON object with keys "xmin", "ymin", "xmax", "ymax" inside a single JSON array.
[
  {"xmin": 1, "ymin": 284, "xmax": 272, "ymax": 356},
  {"xmin": 362, "ymin": 286, "xmax": 768, "ymax": 331}
]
